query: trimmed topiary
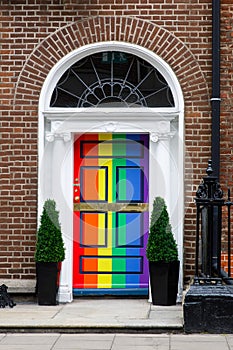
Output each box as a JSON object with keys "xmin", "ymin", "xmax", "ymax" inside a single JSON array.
[
  {"xmin": 146, "ymin": 196, "xmax": 178, "ymax": 263},
  {"xmin": 35, "ymin": 199, "xmax": 65, "ymax": 263}
]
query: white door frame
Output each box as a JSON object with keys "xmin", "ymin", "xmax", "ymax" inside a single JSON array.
[{"xmin": 38, "ymin": 42, "xmax": 184, "ymax": 303}]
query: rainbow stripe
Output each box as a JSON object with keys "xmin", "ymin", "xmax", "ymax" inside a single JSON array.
[{"xmin": 73, "ymin": 133, "xmax": 149, "ymax": 294}]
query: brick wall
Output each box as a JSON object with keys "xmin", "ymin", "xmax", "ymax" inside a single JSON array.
[
  {"xmin": 221, "ymin": 253, "xmax": 233, "ymax": 277},
  {"xmin": 0, "ymin": 0, "xmax": 232, "ymax": 287}
]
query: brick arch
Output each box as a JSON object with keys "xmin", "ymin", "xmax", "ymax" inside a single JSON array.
[{"xmin": 14, "ymin": 16, "xmax": 208, "ymax": 107}]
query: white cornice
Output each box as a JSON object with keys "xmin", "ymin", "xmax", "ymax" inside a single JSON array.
[
  {"xmin": 44, "ymin": 112, "xmax": 178, "ymax": 141},
  {"xmin": 43, "ymin": 108, "xmax": 179, "ymax": 121}
]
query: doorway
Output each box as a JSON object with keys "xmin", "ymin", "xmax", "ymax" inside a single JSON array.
[
  {"xmin": 39, "ymin": 41, "xmax": 184, "ymax": 302},
  {"xmin": 73, "ymin": 133, "xmax": 149, "ymax": 295}
]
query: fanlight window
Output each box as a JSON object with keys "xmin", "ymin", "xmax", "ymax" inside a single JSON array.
[{"xmin": 50, "ymin": 51, "xmax": 174, "ymax": 108}]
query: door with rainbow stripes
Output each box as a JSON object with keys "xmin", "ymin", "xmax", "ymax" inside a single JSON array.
[{"xmin": 73, "ymin": 133, "xmax": 149, "ymax": 295}]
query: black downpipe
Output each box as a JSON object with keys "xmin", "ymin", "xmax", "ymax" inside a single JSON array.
[
  {"xmin": 211, "ymin": 0, "xmax": 221, "ymax": 178},
  {"xmin": 211, "ymin": 0, "xmax": 224, "ymax": 280},
  {"xmin": 211, "ymin": 0, "xmax": 232, "ymax": 287}
]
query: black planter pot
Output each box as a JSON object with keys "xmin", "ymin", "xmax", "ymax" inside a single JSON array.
[
  {"xmin": 149, "ymin": 260, "xmax": 180, "ymax": 306},
  {"xmin": 36, "ymin": 262, "xmax": 58, "ymax": 305}
]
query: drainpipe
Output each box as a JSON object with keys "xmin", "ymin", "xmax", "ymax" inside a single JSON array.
[
  {"xmin": 211, "ymin": 0, "xmax": 221, "ymax": 179},
  {"xmin": 211, "ymin": 0, "xmax": 221, "ymax": 274}
]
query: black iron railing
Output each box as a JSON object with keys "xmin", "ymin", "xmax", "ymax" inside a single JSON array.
[{"xmin": 194, "ymin": 160, "xmax": 233, "ymax": 285}]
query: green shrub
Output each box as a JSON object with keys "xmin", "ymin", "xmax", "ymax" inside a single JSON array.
[
  {"xmin": 35, "ymin": 199, "xmax": 65, "ymax": 262},
  {"xmin": 146, "ymin": 197, "xmax": 178, "ymax": 262}
]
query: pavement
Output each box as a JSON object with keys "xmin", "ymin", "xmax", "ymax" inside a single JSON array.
[
  {"xmin": 0, "ymin": 333, "xmax": 233, "ymax": 350},
  {"xmin": 0, "ymin": 298, "xmax": 182, "ymax": 333},
  {"xmin": 0, "ymin": 298, "xmax": 233, "ymax": 349}
]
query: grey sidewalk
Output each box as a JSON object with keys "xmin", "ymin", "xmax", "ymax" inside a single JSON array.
[
  {"xmin": 0, "ymin": 299, "xmax": 233, "ymax": 349},
  {"xmin": 0, "ymin": 333, "xmax": 233, "ymax": 350},
  {"xmin": 0, "ymin": 298, "xmax": 182, "ymax": 333}
]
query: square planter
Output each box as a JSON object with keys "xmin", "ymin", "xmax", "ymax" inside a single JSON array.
[
  {"xmin": 149, "ymin": 260, "xmax": 180, "ymax": 305},
  {"xmin": 36, "ymin": 262, "xmax": 58, "ymax": 305}
]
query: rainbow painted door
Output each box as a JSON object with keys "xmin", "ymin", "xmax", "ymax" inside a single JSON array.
[{"xmin": 73, "ymin": 133, "xmax": 149, "ymax": 295}]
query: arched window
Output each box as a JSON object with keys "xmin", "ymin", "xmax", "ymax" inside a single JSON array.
[{"xmin": 50, "ymin": 51, "xmax": 174, "ymax": 108}]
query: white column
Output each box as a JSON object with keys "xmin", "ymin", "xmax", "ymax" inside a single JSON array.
[
  {"xmin": 43, "ymin": 122, "xmax": 73, "ymax": 303},
  {"xmin": 148, "ymin": 130, "xmax": 175, "ymax": 303}
]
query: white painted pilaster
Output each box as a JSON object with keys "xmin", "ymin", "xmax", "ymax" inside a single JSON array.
[
  {"xmin": 41, "ymin": 122, "xmax": 73, "ymax": 303},
  {"xmin": 148, "ymin": 130, "xmax": 175, "ymax": 303}
]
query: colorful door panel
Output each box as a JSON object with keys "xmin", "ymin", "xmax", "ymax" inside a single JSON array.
[{"xmin": 73, "ymin": 133, "xmax": 149, "ymax": 294}]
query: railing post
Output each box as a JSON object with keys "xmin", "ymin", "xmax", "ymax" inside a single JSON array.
[
  {"xmin": 195, "ymin": 203, "xmax": 200, "ymax": 279},
  {"xmin": 217, "ymin": 204, "xmax": 222, "ymax": 277},
  {"xmin": 195, "ymin": 160, "xmax": 224, "ymax": 282}
]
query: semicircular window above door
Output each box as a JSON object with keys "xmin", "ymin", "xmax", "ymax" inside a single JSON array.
[{"xmin": 50, "ymin": 51, "xmax": 175, "ymax": 108}]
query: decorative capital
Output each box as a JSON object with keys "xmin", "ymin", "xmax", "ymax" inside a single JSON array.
[
  {"xmin": 46, "ymin": 131, "xmax": 71, "ymax": 143},
  {"xmin": 150, "ymin": 131, "xmax": 175, "ymax": 143},
  {"xmin": 45, "ymin": 120, "xmax": 71, "ymax": 142}
]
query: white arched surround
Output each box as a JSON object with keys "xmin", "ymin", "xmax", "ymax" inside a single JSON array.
[{"xmin": 38, "ymin": 42, "xmax": 184, "ymax": 303}]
